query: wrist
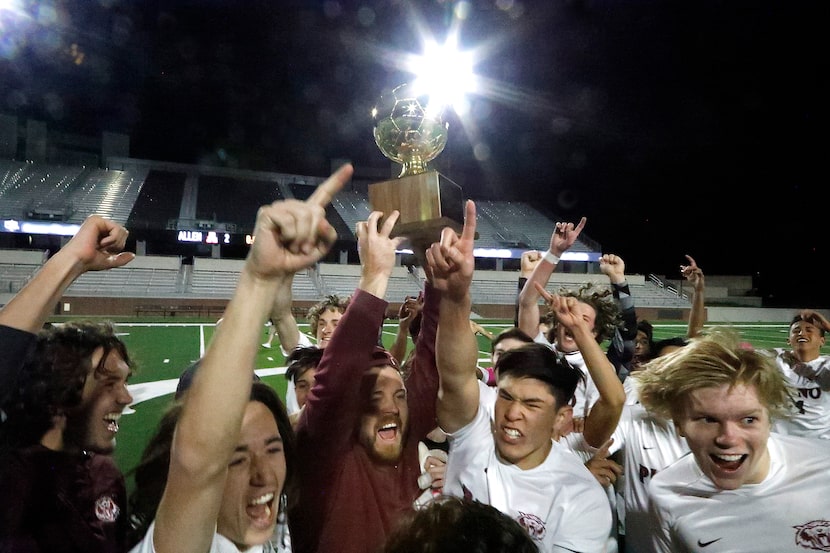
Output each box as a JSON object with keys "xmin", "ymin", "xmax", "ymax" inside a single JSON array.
[{"xmin": 543, "ymin": 251, "xmax": 561, "ymax": 265}]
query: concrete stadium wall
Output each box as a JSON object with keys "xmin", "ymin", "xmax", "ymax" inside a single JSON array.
[{"xmin": 706, "ymin": 307, "xmax": 830, "ymax": 323}]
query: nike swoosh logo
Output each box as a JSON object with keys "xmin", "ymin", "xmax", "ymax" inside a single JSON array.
[{"xmin": 698, "ymin": 538, "xmax": 722, "ymax": 547}]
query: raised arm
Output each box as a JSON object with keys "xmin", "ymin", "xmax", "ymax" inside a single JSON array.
[
  {"xmin": 0, "ymin": 214, "xmax": 133, "ymax": 333},
  {"xmin": 601, "ymin": 254, "xmax": 637, "ymax": 374},
  {"xmin": 680, "ymin": 255, "xmax": 705, "ymax": 338},
  {"xmin": 267, "ymin": 274, "xmax": 301, "ymax": 353},
  {"xmin": 428, "ymin": 200, "xmax": 480, "ymax": 433},
  {"xmin": 356, "ymin": 211, "xmax": 404, "ymax": 300},
  {"xmin": 150, "ymin": 164, "xmax": 351, "ymax": 553},
  {"xmin": 0, "ymin": 215, "xmax": 133, "ymax": 406},
  {"xmin": 515, "ymin": 250, "xmax": 541, "ymax": 327},
  {"xmin": 389, "ymin": 294, "xmax": 423, "ymax": 366},
  {"xmin": 537, "ymin": 284, "xmax": 625, "ymax": 448},
  {"xmin": 517, "ymin": 217, "xmax": 586, "ymax": 338}
]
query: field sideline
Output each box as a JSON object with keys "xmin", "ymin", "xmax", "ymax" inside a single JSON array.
[{"xmin": 105, "ymin": 318, "xmax": 824, "ymax": 492}]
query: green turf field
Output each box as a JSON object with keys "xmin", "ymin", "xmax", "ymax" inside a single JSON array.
[{"xmin": 111, "ymin": 318, "xmax": 829, "ymax": 493}]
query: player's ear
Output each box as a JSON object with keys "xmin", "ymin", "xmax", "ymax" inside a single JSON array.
[{"xmin": 553, "ymin": 405, "xmax": 573, "ymax": 437}]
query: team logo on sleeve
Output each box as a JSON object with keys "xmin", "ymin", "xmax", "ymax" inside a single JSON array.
[
  {"xmin": 517, "ymin": 511, "xmax": 545, "ymax": 540},
  {"xmin": 794, "ymin": 520, "xmax": 830, "ymax": 551},
  {"xmin": 95, "ymin": 495, "xmax": 121, "ymax": 523}
]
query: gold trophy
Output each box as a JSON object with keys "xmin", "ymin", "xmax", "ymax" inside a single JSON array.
[{"xmin": 369, "ymin": 82, "xmax": 464, "ymax": 246}]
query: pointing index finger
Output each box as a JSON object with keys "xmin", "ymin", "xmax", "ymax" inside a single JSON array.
[
  {"xmin": 307, "ymin": 163, "xmax": 353, "ymax": 207},
  {"xmin": 461, "ymin": 200, "xmax": 477, "ymax": 242}
]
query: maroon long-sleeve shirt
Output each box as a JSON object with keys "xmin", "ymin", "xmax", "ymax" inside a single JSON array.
[{"xmin": 289, "ymin": 284, "xmax": 440, "ymax": 553}]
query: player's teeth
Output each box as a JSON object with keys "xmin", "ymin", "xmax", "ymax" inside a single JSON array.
[
  {"xmin": 250, "ymin": 493, "xmax": 274, "ymax": 505},
  {"xmin": 715, "ymin": 454, "xmax": 742, "ymax": 462}
]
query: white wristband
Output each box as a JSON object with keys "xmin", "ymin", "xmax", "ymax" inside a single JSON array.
[{"xmin": 543, "ymin": 251, "xmax": 560, "ymax": 265}]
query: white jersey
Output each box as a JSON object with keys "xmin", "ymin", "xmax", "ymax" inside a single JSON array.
[
  {"xmin": 612, "ymin": 405, "xmax": 688, "ymax": 553},
  {"xmin": 477, "ymin": 380, "xmax": 498, "ymax": 420},
  {"xmin": 533, "ymin": 331, "xmax": 600, "ymax": 420},
  {"xmin": 559, "ymin": 433, "xmax": 620, "ymax": 553},
  {"xmin": 648, "ymin": 433, "xmax": 830, "ymax": 553},
  {"xmin": 772, "ymin": 349, "xmax": 830, "ymax": 440},
  {"xmin": 623, "ymin": 376, "xmax": 640, "ymax": 405},
  {"xmin": 283, "ymin": 333, "xmax": 315, "ymax": 415},
  {"xmin": 129, "ymin": 521, "xmax": 274, "ymax": 553},
  {"xmin": 562, "ymin": 404, "xmax": 688, "ymax": 553},
  {"xmin": 444, "ymin": 404, "xmax": 612, "ymax": 553}
]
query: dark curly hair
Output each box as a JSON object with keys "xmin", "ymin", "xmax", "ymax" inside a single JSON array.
[
  {"xmin": 546, "ymin": 283, "xmax": 622, "ymax": 345},
  {"xmin": 306, "ymin": 294, "xmax": 349, "ymax": 337},
  {"xmin": 0, "ymin": 320, "xmax": 132, "ymax": 449}
]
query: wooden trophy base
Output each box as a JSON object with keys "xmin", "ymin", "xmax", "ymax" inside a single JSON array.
[{"xmin": 368, "ymin": 170, "xmax": 464, "ymax": 247}]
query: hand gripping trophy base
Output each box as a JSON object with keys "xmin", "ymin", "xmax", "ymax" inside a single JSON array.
[{"xmin": 368, "ymin": 169, "xmax": 464, "ymax": 250}]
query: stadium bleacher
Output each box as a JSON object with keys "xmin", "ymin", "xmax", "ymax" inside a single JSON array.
[
  {"xmin": 64, "ymin": 255, "xmax": 182, "ymax": 297},
  {"xmin": 0, "ymin": 248, "xmax": 46, "ymax": 295},
  {"xmin": 0, "ymin": 158, "xmax": 704, "ymax": 316}
]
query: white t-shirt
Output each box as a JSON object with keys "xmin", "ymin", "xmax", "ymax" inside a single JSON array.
[
  {"xmin": 128, "ymin": 521, "xmax": 274, "ymax": 553},
  {"xmin": 648, "ymin": 433, "xmax": 830, "ymax": 553},
  {"xmin": 623, "ymin": 375, "xmax": 640, "ymax": 405},
  {"xmin": 571, "ymin": 404, "xmax": 688, "ymax": 553},
  {"xmin": 444, "ymin": 404, "xmax": 612, "ymax": 553},
  {"xmin": 772, "ymin": 350, "xmax": 830, "ymax": 440}
]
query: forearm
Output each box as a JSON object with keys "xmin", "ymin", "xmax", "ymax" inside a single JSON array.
[
  {"xmin": 436, "ymin": 293, "xmax": 479, "ymax": 432},
  {"xmin": 270, "ymin": 274, "xmax": 300, "ymax": 351},
  {"xmin": 576, "ymin": 330, "xmax": 625, "ymax": 447},
  {"xmin": 0, "ymin": 250, "xmax": 85, "ymax": 332},
  {"xmin": 518, "ymin": 260, "xmax": 555, "ymax": 336},
  {"xmin": 389, "ymin": 324, "xmax": 410, "ymax": 366},
  {"xmin": 687, "ymin": 289, "xmax": 705, "ymax": 338},
  {"xmin": 514, "ymin": 276, "xmax": 527, "ymax": 327},
  {"xmin": 359, "ymin": 270, "xmax": 391, "ymax": 301},
  {"xmin": 176, "ymin": 268, "xmax": 285, "ymax": 477}
]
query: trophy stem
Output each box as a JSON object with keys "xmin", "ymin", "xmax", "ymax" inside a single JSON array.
[{"xmin": 399, "ymin": 157, "xmax": 429, "ymax": 178}]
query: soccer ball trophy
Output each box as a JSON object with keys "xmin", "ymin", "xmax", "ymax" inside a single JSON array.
[{"xmin": 369, "ymin": 82, "xmax": 464, "ymax": 247}]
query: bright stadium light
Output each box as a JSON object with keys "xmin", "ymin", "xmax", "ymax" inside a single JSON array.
[{"xmin": 406, "ymin": 34, "xmax": 478, "ymax": 115}]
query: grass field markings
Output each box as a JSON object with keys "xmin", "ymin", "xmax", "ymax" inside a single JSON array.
[
  {"xmin": 199, "ymin": 324, "xmax": 206, "ymax": 356},
  {"xmin": 124, "ymin": 365, "xmax": 291, "ymax": 412},
  {"xmin": 124, "ymin": 379, "xmax": 179, "ymax": 413},
  {"xmin": 254, "ymin": 367, "xmax": 288, "ymax": 378}
]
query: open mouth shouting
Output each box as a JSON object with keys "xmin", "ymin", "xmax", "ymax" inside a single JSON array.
[
  {"xmin": 710, "ymin": 453, "xmax": 746, "ymax": 473},
  {"xmin": 104, "ymin": 413, "xmax": 122, "ymax": 434},
  {"xmin": 378, "ymin": 421, "xmax": 399, "ymax": 442},
  {"xmin": 246, "ymin": 492, "xmax": 276, "ymax": 529}
]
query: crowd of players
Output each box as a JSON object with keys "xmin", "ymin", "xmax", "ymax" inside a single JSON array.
[{"xmin": 2, "ymin": 163, "xmax": 829, "ymax": 553}]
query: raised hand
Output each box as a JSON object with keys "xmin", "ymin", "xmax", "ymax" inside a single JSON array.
[
  {"xmin": 549, "ymin": 216, "xmax": 587, "ymax": 257},
  {"xmin": 63, "ymin": 214, "xmax": 134, "ymax": 272},
  {"xmin": 599, "ymin": 253, "xmax": 626, "ymax": 285},
  {"xmin": 680, "ymin": 254, "xmax": 704, "ymax": 291},
  {"xmin": 521, "ymin": 250, "xmax": 542, "ymax": 278},
  {"xmin": 585, "ymin": 438, "xmax": 622, "ymax": 488},
  {"xmin": 535, "ymin": 283, "xmax": 592, "ymax": 335},
  {"xmin": 426, "ymin": 200, "xmax": 477, "ymax": 301},
  {"xmin": 247, "ymin": 164, "xmax": 351, "ymax": 279},
  {"xmin": 399, "ymin": 293, "xmax": 424, "ymax": 324},
  {"xmin": 356, "ymin": 209, "xmax": 404, "ymax": 297}
]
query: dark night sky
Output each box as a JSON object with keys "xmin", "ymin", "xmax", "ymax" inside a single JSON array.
[{"xmin": 1, "ymin": 1, "xmax": 827, "ymax": 305}]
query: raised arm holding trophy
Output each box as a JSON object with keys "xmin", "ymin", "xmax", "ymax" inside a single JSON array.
[{"xmin": 369, "ymin": 81, "xmax": 466, "ymax": 251}]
